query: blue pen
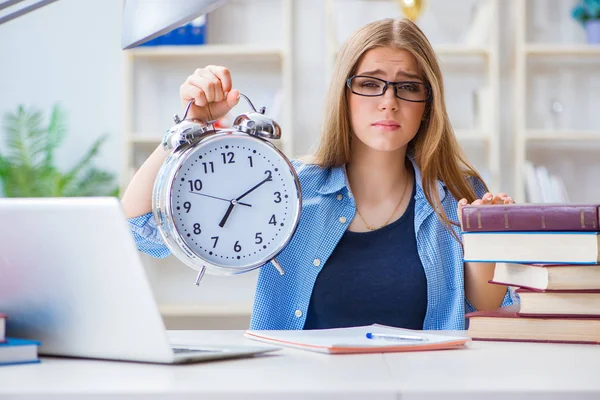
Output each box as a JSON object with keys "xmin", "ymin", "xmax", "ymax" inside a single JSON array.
[{"xmin": 366, "ymin": 332, "xmax": 428, "ymax": 342}]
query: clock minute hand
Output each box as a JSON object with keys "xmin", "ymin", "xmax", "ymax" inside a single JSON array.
[
  {"xmin": 235, "ymin": 175, "xmax": 273, "ymax": 202},
  {"xmin": 188, "ymin": 191, "xmax": 251, "ymax": 207},
  {"xmin": 219, "ymin": 175, "xmax": 272, "ymax": 228}
]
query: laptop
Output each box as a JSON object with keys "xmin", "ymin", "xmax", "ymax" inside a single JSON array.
[{"xmin": 0, "ymin": 197, "xmax": 278, "ymax": 364}]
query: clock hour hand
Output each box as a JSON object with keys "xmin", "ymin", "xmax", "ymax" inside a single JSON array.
[
  {"xmin": 188, "ymin": 191, "xmax": 251, "ymax": 207},
  {"xmin": 218, "ymin": 202, "xmax": 235, "ymax": 228}
]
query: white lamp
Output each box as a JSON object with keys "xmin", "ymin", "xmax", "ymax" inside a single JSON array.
[
  {"xmin": 0, "ymin": 0, "xmax": 227, "ymax": 49},
  {"xmin": 121, "ymin": 0, "xmax": 227, "ymax": 49}
]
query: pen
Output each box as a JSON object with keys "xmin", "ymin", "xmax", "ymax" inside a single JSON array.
[{"xmin": 366, "ymin": 332, "xmax": 429, "ymax": 342}]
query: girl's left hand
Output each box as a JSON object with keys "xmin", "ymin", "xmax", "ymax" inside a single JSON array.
[{"xmin": 457, "ymin": 192, "xmax": 515, "ymax": 228}]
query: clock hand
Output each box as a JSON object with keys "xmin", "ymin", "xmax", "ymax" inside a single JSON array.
[
  {"xmin": 235, "ymin": 175, "xmax": 273, "ymax": 202},
  {"xmin": 188, "ymin": 191, "xmax": 251, "ymax": 207},
  {"xmin": 218, "ymin": 175, "xmax": 272, "ymax": 228},
  {"xmin": 218, "ymin": 202, "xmax": 235, "ymax": 228}
]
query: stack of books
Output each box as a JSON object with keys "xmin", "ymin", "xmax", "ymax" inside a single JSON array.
[
  {"xmin": 0, "ymin": 313, "xmax": 40, "ymax": 366},
  {"xmin": 460, "ymin": 203, "xmax": 600, "ymax": 344}
]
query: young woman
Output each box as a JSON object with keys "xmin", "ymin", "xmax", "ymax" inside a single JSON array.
[{"xmin": 122, "ymin": 18, "xmax": 516, "ymax": 331}]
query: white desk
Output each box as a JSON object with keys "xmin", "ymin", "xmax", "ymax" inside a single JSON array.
[{"xmin": 2, "ymin": 330, "xmax": 600, "ymax": 400}]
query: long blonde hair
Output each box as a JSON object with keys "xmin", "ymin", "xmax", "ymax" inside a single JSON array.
[{"xmin": 312, "ymin": 18, "xmax": 487, "ymax": 230}]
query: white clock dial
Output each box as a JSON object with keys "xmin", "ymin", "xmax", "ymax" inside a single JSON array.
[{"xmin": 169, "ymin": 134, "xmax": 300, "ymax": 269}]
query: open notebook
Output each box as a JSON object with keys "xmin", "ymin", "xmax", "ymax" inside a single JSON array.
[{"xmin": 244, "ymin": 324, "xmax": 470, "ymax": 354}]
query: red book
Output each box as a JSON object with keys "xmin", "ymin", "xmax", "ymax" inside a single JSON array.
[
  {"xmin": 461, "ymin": 203, "xmax": 600, "ymax": 232},
  {"xmin": 466, "ymin": 305, "xmax": 600, "ymax": 344}
]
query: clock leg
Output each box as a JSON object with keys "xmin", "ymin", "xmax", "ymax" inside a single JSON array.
[
  {"xmin": 194, "ymin": 265, "xmax": 206, "ymax": 286},
  {"xmin": 271, "ymin": 258, "xmax": 285, "ymax": 276}
]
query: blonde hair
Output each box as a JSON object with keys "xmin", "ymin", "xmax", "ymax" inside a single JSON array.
[{"xmin": 312, "ymin": 18, "xmax": 487, "ymax": 231}]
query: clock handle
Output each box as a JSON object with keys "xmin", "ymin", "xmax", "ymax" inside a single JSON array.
[
  {"xmin": 271, "ymin": 258, "xmax": 285, "ymax": 276},
  {"xmin": 194, "ymin": 265, "xmax": 206, "ymax": 286}
]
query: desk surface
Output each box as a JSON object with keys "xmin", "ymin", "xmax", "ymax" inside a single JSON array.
[{"xmin": 2, "ymin": 330, "xmax": 600, "ymax": 399}]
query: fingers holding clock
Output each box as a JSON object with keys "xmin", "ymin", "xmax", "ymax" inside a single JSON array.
[{"xmin": 180, "ymin": 66, "xmax": 241, "ymax": 122}]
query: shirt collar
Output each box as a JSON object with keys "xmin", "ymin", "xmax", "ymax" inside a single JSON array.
[{"xmin": 317, "ymin": 156, "xmax": 446, "ymax": 202}]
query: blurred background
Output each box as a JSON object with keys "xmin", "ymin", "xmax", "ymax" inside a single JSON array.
[{"xmin": 1, "ymin": 0, "xmax": 599, "ymax": 329}]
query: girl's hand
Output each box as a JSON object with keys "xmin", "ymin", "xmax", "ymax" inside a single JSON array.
[
  {"xmin": 457, "ymin": 192, "xmax": 515, "ymax": 230},
  {"xmin": 179, "ymin": 65, "xmax": 241, "ymax": 122}
]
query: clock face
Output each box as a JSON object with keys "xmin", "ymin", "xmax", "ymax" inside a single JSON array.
[{"xmin": 169, "ymin": 133, "xmax": 300, "ymax": 269}]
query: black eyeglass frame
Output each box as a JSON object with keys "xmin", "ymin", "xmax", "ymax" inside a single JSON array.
[{"xmin": 346, "ymin": 75, "xmax": 432, "ymax": 103}]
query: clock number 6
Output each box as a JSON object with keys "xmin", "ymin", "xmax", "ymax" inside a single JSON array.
[{"xmin": 234, "ymin": 241, "xmax": 242, "ymax": 252}]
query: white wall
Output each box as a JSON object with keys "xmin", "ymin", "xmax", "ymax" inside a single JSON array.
[{"xmin": 0, "ymin": 0, "xmax": 124, "ymax": 176}]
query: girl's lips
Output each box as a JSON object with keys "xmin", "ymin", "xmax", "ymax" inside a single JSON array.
[
  {"xmin": 372, "ymin": 121, "xmax": 401, "ymax": 131},
  {"xmin": 372, "ymin": 120, "xmax": 400, "ymax": 127}
]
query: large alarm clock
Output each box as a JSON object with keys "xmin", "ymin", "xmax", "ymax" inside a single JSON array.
[{"xmin": 153, "ymin": 95, "xmax": 302, "ymax": 285}]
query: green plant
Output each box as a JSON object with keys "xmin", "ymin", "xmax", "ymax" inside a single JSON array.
[
  {"xmin": 572, "ymin": 0, "xmax": 600, "ymax": 24},
  {"xmin": 0, "ymin": 104, "xmax": 119, "ymax": 197}
]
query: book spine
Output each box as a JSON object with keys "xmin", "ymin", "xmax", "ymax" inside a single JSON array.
[
  {"xmin": 461, "ymin": 205, "xmax": 600, "ymax": 232},
  {"xmin": 470, "ymin": 337, "xmax": 600, "ymax": 345}
]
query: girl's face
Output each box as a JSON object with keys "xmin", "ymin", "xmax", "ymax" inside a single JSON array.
[{"xmin": 348, "ymin": 46, "xmax": 427, "ymax": 154}]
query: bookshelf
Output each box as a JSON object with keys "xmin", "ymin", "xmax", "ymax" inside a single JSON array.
[
  {"xmin": 324, "ymin": 0, "xmax": 502, "ymax": 192},
  {"xmin": 514, "ymin": 0, "xmax": 600, "ymax": 203},
  {"xmin": 121, "ymin": 0, "xmax": 293, "ymax": 323}
]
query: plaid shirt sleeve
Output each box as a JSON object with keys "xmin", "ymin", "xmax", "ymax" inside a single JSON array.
[{"xmin": 128, "ymin": 212, "xmax": 171, "ymax": 259}]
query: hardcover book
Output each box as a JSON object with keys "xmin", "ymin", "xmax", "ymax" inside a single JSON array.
[
  {"xmin": 461, "ymin": 203, "xmax": 600, "ymax": 232},
  {"xmin": 516, "ymin": 288, "xmax": 600, "ymax": 317},
  {"xmin": 466, "ymin": 305, "xmax": 600, "ymax": 344},
  {"xmin": 490, "ymin": 262, "xmax": 600, "ymax": 291},
  {"xmin": 462, "ymin": 231, "xmax": 600, "ymax": 264}
]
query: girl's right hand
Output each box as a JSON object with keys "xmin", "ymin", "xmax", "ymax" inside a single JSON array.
[{"xmin": 179, "ymin": 65, "xmax": 241, "ymax": 122}]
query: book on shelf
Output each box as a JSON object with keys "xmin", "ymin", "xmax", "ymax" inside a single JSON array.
[
  {"xmin": 524, "ymin": 162, "xmax": 570, "ymax": 204},
  {"xmin": 460, "ymin": 203, "xmax": 600, "ymax": 232},
  {"xmin": 0, "ymin": 313, "xmax": 5, "ymax": 342},
  {"xmin": 0, "ymin": 338, "xmax": 41, "ymax": 366},
  {"xmin": 491, "ymin": 262, "xmax": 600, "ymax": 291},
  {"xmin": 466, "ymin": 305, "xmax": 600, "ymax": 344},
  {"xmin": 516, "ymin": 288, "xmax": 600, "ymax": 317},
  {"xmin": 462, "ymin": 231, "xmax": 600, "ymax": 264}
]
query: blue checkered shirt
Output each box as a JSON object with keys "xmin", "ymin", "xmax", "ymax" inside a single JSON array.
[{"xmin": 128, "ymin": 157, "xmax": 516, "ymax": 330}]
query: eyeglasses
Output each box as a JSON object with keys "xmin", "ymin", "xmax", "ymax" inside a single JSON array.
[{"xmin": 346, "ymin": 75, "xmax": 431, "ymax": 103}]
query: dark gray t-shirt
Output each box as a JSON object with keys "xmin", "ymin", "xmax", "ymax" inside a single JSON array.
[{"xmin": 304, "ymin": 182, "xmax": 427, "ymax": 330}]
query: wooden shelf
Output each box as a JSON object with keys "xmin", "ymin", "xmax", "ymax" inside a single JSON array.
[
  {"xmin": 333, "ymin": 45, "xmax": 489, "ymax": 61},
  {"xmin": 128, "ymin": 136, "xmax": 162, "ymax": 144},
  {"xmin": 524, "ymin": 44, "xmax": 600, "ymax": 57},
  {"xmin": 455, "ymin": 130, "xmax": 490, "ymax": 142},
  {"xmin": 434, "ymin": 45, "xmax": 490, "ymax": 57},
  {"xmin": 159, "ymin": 303, "xmax": 252, "ymax": 317},
  {"xmin": 126, "ymin": 44, "xmax": 284, "ymax": 59},
  {"xmin": 525, "ymin": 130, "xmax": 600, "ymax": 141}
]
